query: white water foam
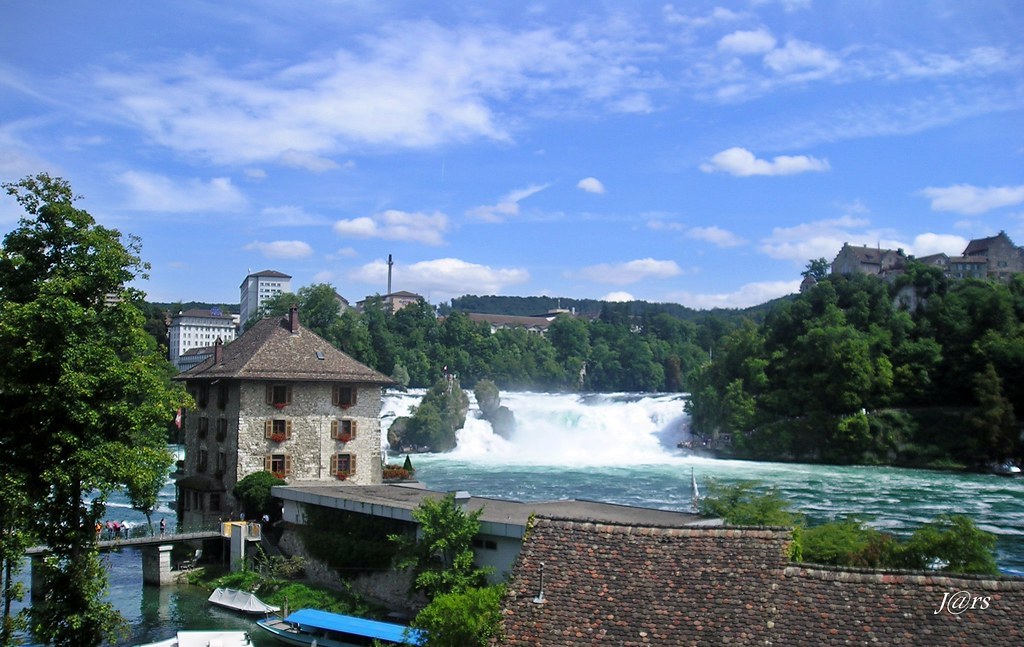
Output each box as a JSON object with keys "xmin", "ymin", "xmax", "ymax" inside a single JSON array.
[{"xmin": 383, "ymin": 389, "xmax": 695, "ymax": 467}]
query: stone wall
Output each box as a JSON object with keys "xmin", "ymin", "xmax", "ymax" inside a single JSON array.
[{"xmin": 237, "ymin": 381, "xmax": 384, "ymax": 485}]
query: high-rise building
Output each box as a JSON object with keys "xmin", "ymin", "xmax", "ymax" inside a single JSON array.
[
  {"xmin": 239, "ymin": 269, "xmax": 292, "ymax": 327},
  {"xmin": 168, "ymin": 307, "xmax": 238, "ymax": 372}
]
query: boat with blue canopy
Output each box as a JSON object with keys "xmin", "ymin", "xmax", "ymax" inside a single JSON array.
[{"xmin": 256, "ymin": 609, "xmax": 426, "ymax": 647}]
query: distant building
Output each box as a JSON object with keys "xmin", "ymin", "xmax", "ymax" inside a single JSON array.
[
  {"xmin": 830, "ymin": 243, "xmax": 906, "ymax": 278},
  {"xmin": 962, "ymin": 231, "xmax": 1024, "ymax": 281},
  {"xmin": 831, "ymin": 233, "xmax": 1023, "ymax": 283},
  {"xmin": 357, "ymin": 291, "xmax": 424, "ymax": 314},
  {"xmin": 173, "ymin": 305, "xmax": 394, "ymax": 526},
  {"xmin": 465, "ymin": 311, "xmax": 569, "ymax": 335},
  {"xmin": 168, "ymin": 307, "xmax": 237, "ymax": 372},
  {"xmin": 239, "ymin": 269, "xmax": 292, "ymax": 327}
]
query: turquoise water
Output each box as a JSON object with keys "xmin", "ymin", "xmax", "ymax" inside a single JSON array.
[{"xmin": 9, "ymin": 391, "xmax": 1023, "ymax": 644}]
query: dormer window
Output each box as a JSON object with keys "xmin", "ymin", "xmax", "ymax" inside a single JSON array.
[
  {"xmin": 332, "ymin": 385, "xmax": 356, "ymax": 408},
  {"xmin": 266, "ymin": 384, "xmax": 292, "ymax": 409}
]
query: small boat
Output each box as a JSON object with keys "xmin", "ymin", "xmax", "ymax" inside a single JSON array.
[
  {"xmin": 208, "ymin": 587, "xmax": 280, "ymax": 615},
  {"xmin": 257, "ymin": 609, "xmax": 426, "ymax": 647},
  {"xmin": 135, "ymin": 631, "xmax": 253, "ymax": 647}
]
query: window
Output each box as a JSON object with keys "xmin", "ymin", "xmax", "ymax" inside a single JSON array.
[
  {"xmin": 264, "ymin": 453, "xmax": 292, "ymax": 478},
  {"xmin": 216, "ymin": 418, "xmax": 228, "ymax": 442},
  {"xmin": 332, "ymin": 385, "xmax": 357, "ymax": 408},
  {"xmin": 331, "ymin": 419, "xmax": 357, "ymax": 442},
  {"xmin": 266, "ymin": 384, "xmax": 292, "ymax": 408},
  {"xmin": 209, "ymin": 493, "xmax": 222, "ymax": 512},
  {"xmin": 217, "ymin": 451, "xmax": 227, "ymax": 475},
  {"xmin": 472, "ymin": 538, "xmax": 498, "ymax": 551},
  {"xmin": 330, "ymin": 453, "xmax": 357, "ymax": 479},
  {"xmin": 196, "ymin": 384, "xmax": 209, "ymax": 408},
  {"xmin": 217, "ymin": 383, "xmax": 229, "ymax": 409},
  {"xmin": 197, "ymin": 449, "xmax": 208, "ymax": 473},
  {"xmin": 198, "ymin": 417, "xmax": 209, "ymax": 439},
  {"xmin": 264, "ymin": 419, "xmax": 292, "ymax": 442}
]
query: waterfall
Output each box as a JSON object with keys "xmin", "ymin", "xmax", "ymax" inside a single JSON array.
[{"xmin": 382, "ymin": 390, "xmax": 693, "ymax": 467}]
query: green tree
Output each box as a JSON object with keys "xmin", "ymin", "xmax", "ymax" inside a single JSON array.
[
  {"xmin": 123, "ymin": 445, "xmax": 175, "ymax": 532},
  {"xmin": 233, "ymin": 471, "xmax": 286, "ymax": 520},
  {"xmin": 698, "ymin": 481, "xmax": 802, "ymax": 527},
  {"xmin": 390, "ymin": 493, "xmax": 491, "ymax": 599},
  {"xmin": 899, "ymin": 514, "xmax": 998, "ymax": 575},
  {"xmin": 412, "ymin": 585, "xmax": 505, "ymax": 647},
  {"xmin": 802, "ymin": 257, "xmax": 830, "ymax": 282},
  {"xmin": 0, "ymin": 174, "xmax": 188, "ymax": 645}
]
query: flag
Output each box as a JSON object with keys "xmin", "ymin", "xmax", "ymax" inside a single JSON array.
[{"xmin": 174, "ymin": 408, "xmax": 182, "ymax": 429}]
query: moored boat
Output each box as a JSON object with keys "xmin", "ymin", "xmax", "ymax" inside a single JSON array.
[
  {"xmin": 257, "ymin": 609, "xmax": 426, "ymax": 647},
  {"xmin": 135, "ymin": 631, "xmax": 253, "ymax": 647},
  {"xmin": 208, "ymin": 587, "xmax": 280, "ymax": 615}
]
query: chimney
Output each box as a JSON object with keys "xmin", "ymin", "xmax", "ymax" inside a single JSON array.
[
  {"xmin": 387, "ymin": 253, "xmax": 394, "ymax": 296},
  {"xmin": 214, "ymin": 337, "xmax": 223, "ymax": 364},
  {"xmin": 289, "ymin": 303, "xmax": 300, "ymax": 334}
]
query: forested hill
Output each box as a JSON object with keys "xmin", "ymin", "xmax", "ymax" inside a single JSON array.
[
  {"xmin": 686, "ymin": 265, "xmax": 1024, "ymax": 470},
  {"xmin": 445, "ymin": 294, "xmax": 782, "ymax": 322}
]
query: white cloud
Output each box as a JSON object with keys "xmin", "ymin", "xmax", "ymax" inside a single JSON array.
[
  {"xmin": 91, "ymin": 20, "xmax": 664, "ymax": 166},
  {"xmin": 467, "ymin": 184, "xmax": 549, "ymax": 222},
  {"xmin": 764, "ymin": 40, "xmax": 840, "ymax": 77},
  {"xmin": 333, "ymin": 209, "xmax": 449, "ymax": 245},
  {"xmin": 278, "ymin": 150, "xmax": 343, "ymax": 173},
  {"xmin": 670, "ymin": 280, "xmax": 801, "ymax": 310},
  {"xmin": 919, "ymin": 184, "xmax": 1024, "ymax": 215},
  {"xmin": 718, "ymin": 30, "xmax": 777, "ymax": 55},
  {"xmin": 577, "ymin": 258, "xmax": 682, "ymax": 285},
  {"xmin": 910, "ymin": 233, "xmax": 969, "ymax": 257},
  {"xmin": 117, "ymin": 171, "xmax": 246, "ymax": 212},
  {"xmin": 349, "ymin": 257, "xmax": 529, "ymax": 300},
  {"xmin": 577, "ymin": 177, "xmax": 606, "ymax": 194},
  {"xmin": 701, "ymin": 147, "xmax": 829, "ymax": 176},
  {"xmin": 758, "ymin": 216, "xmax": 876, "ymax": 263},
  {"xmin": 686, "ymin": 226, "xmax": 746, "ymax": 248},
  {"xmin": 663, "ymin": 5, "xmax": 744, "ymax": 28},
  {"xmin": 244, "ymin": 240, "xmax": 314, "ymax": 259},
  {"xmin": 601, "ymin": 291, "xmax": 634, "ymax": 302}
]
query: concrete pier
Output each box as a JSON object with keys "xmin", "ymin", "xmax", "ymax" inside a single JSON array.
[{"xmin": 142, "ymin": 544, "xmax": 175, "ymax": 586}]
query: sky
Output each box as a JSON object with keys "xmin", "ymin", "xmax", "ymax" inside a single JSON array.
[{"xmin": 1, "ymin": 1, "xmax": 1022, "ymax": 310}]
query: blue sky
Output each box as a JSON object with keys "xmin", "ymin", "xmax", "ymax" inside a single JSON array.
[{"xmin": 2, "ymin": 1, "xmax": 1022, "ymax": 309}]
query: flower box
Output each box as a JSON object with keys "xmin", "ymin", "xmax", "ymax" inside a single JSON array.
[
  {"xmin": 337, "ymin": 434, "xmax": 352, "ymax": 443},
  {"xmin": 273, "ymin": 402, "xmax": 287, "ymax": 410},
  {"xmin": 335, "ymin": 472, "xmax": 349, "ymax": 481},
  {"xmin": 270, "ymin": 433, "xmax": 287, "ymax": 443}
]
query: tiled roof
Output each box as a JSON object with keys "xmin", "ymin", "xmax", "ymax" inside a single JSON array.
[
  {"xmin": 248, "ymin": 269, "xmax": 291, "ymax": 278},
  {"xmin": 175, "ymin": 312, "xmax": 393, "ymax": 384},
  {"xmin": 499, "ymin": 517, "xmax": 1024, "ymax": 645}
]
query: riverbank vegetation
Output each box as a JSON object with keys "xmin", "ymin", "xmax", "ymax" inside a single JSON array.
[
  {"xmin": 701, "ymin": 481, "xmax": 999, "ymax": 575},
  {"xmin": 687, "ymin": 264, "xmax": 1023, "ymax": 469}
]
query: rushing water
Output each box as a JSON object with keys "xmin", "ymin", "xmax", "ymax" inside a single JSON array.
[{"xmin": 10, "ymin": 390, "xmax": 1024, "ymax": 644}]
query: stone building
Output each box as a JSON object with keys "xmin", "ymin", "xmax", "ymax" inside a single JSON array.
[
  {"xmin": 499, "ymin": 518, "xmax": 1024, "ymax": 645},
  {"xmin": 830, "ymin": 243, "xmax": 907, "ymax": 278},
  {"xmin": 174, "ymin": 305, "xmax": 393, "ymax": 526},
  {"xmin": 962, "ymin": 231, "xmax": 1024, "ymax": 281}
]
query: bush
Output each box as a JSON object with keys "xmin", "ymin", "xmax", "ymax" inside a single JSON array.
[
  {"xmin": 232, "ymin": 471, "xmax": 285, "ymax": 519},
  {"xmin": 412, "ymin": 585, "xmax": 505, "ymax": 647}
]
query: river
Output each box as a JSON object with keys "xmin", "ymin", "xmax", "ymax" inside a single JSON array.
[{"xmin": 10, "ymin": 390, "xmax": 1024, "ymax": 644}]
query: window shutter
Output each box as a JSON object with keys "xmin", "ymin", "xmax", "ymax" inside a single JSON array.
[
  {"xmin": 331, "ymin": 385, "xmax": 339, "ymax": 406},
  {"xmin": 284, "ymin": 455, "xmax": 292, "ymax": 475},
  {"xmin": 350, "ymin": 454, "xmax": 357, "ymax": 476},
  {"xmin": 330, "ymin": 454, "xmax": 338, "ymax": 473},
  {"xmin": 264, "ymin": 420, "xmax": 273, "ymax": 439},
  {"xmin": 285, "ymin": 420, "xmax": 292, "ymax": 439},
  {"xmin": 286, "ymin": 385, "xmax": 293, "ymax": 405},
  {"xmin": 266, "ymin": 384, "xmax": 273, "ymax": 405},
  {"xmin": 330, "ymin": 420, "xmax": 338, "ymax": 439},
  {"xmin": 264, "ymin": 455, "xmax": 272, "ymax": 472},
  {"xmin": 351, "ymin": 389, "xmax": 357, "ymax": 406},
  {"xmin": 351, "ymin": 420, "xmax": 358, "ymax": 439}
]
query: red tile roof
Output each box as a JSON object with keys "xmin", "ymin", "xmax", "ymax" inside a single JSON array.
[{"xmin": 499, "ymin": 517, "xmax": 1024, "ymax": 645}]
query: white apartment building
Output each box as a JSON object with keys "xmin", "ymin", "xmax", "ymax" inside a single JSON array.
[
  {"xmin": 239, "ymin": 269, "xmax": 292, "ymax": 328},
  {"xmin": 169, "ymin": 307, "xmax": 238, "ymax": 372}
]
